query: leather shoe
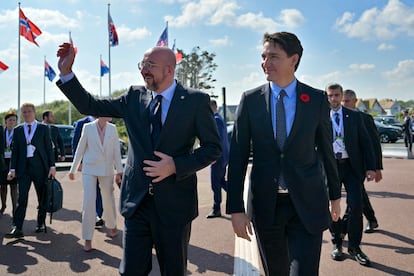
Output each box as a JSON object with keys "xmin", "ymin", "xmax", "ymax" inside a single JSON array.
[
  {"xmin": 331, "ymin": 245, "xmax": 343, "ymax": 261},
  {"xmin": 4, "ymin": 226, "xmax": 24, "ymax": 239},
  {"xmin": 364, "ymin": 221, "xmax": 379, "ymax": 233},
  {"xmin": 35, "ymin": 224, "xmax": 47, "ymax": 233},
  {"xmin": 348, "ymin": 247, "xmax": 371, "ymax": 266},
  {"xmin": 206, "ymin": 210, "xmax": 222, "ymax": 218},
  {"xmin": 95, "ymin": 218, "xmax": 104, "ymax": 228}
]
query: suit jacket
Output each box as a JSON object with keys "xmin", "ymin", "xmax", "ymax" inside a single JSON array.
[
  {"xmin": 341, "ymin": 107, "xmax": 376, "ymax": 178},
  {"xmin": 69, "ymin": 120, "xmax": 123, "ymax": 176},
  {"xmin": 213, "ymin": 112, "xmax": 229, "ymax": 168},
  {"xmin": 72, "ymin": 116, "xmax": 94, "ymax": 155},
  {"xmin": 48, "ymin": 125, "xmax": 65, "ymax": 159},
  {"xmin": 359, "ymin": 112, "xmax": 383, "ymax": 170},
  {"xmin": 10, "ymin": 123, "xmax": 55, "ymax": 177},
  {"xmin": 226, "ymin": 81, "xmax": 341, "ymax": 234},
  {"xmin": 0, "ymin": 126, "xmax": 6, "ymax": 172},
  {"xmin": 58, "ymin": 76, "xmax": 222, "ymax": 225}
]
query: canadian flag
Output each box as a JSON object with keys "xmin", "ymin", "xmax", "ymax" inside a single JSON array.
[{"xmin": 0, "ymin": 61, "xmax": 9, "ymax": 73}]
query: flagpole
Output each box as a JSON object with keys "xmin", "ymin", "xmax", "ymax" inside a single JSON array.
[
  {"xmin": 108, "ymin": 3, "xmax": 111, "ymax": 97},
  {"xmin": 43, "ymin": 56, "xmax": 46, "ymax": 105},
  {"xmin": 17, "ymin": 2, "xmax": 21, "ymax": 123},
  {"xmin": 100, "ymin": 54, "xmax": 102, "ymax": 97}
]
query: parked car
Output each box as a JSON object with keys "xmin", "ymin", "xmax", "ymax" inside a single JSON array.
[
  {"xmin": 374, "ymin": 121, "xmax": 403, "ymax": 143},
  {"xmin": 56, "ymin": 124, "xmax": 128, "ymax": 160},
  {"xmin": 374, "ymin": 116, "xmax": 403, "ymax": 129}
]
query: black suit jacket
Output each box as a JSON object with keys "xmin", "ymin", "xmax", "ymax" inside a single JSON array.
[
  {"xmin": 58, "ymin": 76, "xmax": 222, "ymax": 225},
  {"xmin": 10, "ymin": 123, "xmax": 55, "ymax": 177},
  {"xmin": 226, "ymin": 81, "xmax": 341, "ymax": 234},
  {"xmin": 341, "ymin": 107, "xmax": 376, "ymax": 178},
  {"xmin": 49, "ymin": 125, "xmax": 65, "ymax": 159},
  {"xmin": 359, "ymin": 112, "xmax": 383, "ymax": 170}
]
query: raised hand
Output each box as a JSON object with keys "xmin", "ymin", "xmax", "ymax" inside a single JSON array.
[{"xmin": 56, "ymin": 42, "xmax": 75, "ymax": 75}]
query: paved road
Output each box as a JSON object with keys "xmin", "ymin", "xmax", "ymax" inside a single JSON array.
[{"xmin": 1, "ymin": 142, "xmax": 413, "ymax": 275}]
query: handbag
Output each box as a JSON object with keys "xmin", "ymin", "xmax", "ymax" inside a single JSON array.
[{"xmin": 45, "ymin": 177, "xmax": 63, "ymax": 224}]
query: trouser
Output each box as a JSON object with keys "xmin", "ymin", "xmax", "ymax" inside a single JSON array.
[{"xmin": 210, "ymin": 163, "xmax": 227, "ymax": 212}]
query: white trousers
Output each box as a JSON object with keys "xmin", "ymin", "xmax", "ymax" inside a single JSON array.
[{"xmin": 82, "ymin": 174, "xmax": 117, "ymax": 240}]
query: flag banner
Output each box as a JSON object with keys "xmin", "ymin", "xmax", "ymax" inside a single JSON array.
[
  {"xmin": 156, "ymin": 26, "xmax": 168, "ymax": 46},
  {"xmin": 45, "ymin": 61, "xmax": 56, "ymax": 82},
  {"xmin": 0, "ymin": 61, "xmax": 9, "ymax": 73},
  {"xmin": 69, "ymin": 32, "xmax": 78, "ymax": 54},
  {"xmin": 100, "ymin": 59, "xmax": 110, "ymax": 76},
  {"xmin": 19, "ymin": 8, "xmax": 42, "ymax": 46},
  {"xmin": 172, "ymin": 40, "xmax": 183, "ymax": 63},
  {"xmin": 108, "ymin": 12, "xmax": 119, "ymax": 47}
]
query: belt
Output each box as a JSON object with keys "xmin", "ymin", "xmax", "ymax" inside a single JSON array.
[{"xmin": 336, "ymin": 158, "xmax": 349, "ymax": 164}]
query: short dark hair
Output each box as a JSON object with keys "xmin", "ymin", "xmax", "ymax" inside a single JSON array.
[
  {"xmin": 4, "ymin": 111, "xmax": 18, "ymax": 121},
  {"xmin": 263, "ymin": 32, "xmax": 303, "ymax": 71},
  {"xmin": 42, "ymin": 110, "xmax": 52, "ymax": 119},
  {"xmin": 326, "ymin": 83, "xmax": 343, "ymax": 93}
]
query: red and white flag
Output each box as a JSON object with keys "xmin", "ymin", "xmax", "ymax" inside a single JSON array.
[{"xmin": 0, "ymin": 61, "xmax": 9, "ymax": 73}]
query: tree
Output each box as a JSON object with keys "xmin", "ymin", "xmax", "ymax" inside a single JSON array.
[{"xmin": 175, "ymin": 46, "xmax": 217, "ymax": 94}]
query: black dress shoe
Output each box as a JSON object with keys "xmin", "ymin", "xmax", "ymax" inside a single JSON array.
[
  {"xmin": 4, "ymin": 226, "xmax": 24, "ymax": 239},
  {"xmin": 95, "ymin": 218, "xmax": 105, "ymax": 228},
  {"xmin": 206, "ymin": 210, "xmax": 222, "ymax": 219},
  {"xmin": 348, "ymin": 247, "xmax": 371, "ymax": 266},
  {"xmin": 364, "ymin": 221, "xmax": 379, "ymax": 233},
  {"xmin": 35, "ymin": 224, "xmax": 47, "ymax": 233},
  {"xmin": 331, "ymin": 245, "xmax": 343, "ymax": 261}
]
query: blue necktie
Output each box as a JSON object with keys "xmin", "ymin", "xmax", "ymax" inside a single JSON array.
[
  {"xmin": 276, "ymin": 90, "xmax": 287, "ymax": 190},
  {"xmin": 150, "ymin": 95, "xmax": 163, "ymax": 148},
  {"xmin": 334, "ymin": 112, "xmax": 340, "ymax": 126}
]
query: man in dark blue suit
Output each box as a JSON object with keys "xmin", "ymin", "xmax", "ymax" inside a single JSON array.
[
  {"xmin": 72, "ymin": 116, "xmax": 104, "ymax": 227},
  {"xmin": 5, "ymin": 103, "xmax": 56, "ymax": 238},
  {"xmin": 56, "ymin": 43, "xmax": 221, "ymax": 275},
  {"xmin": 227, "ymin": 32, "xmax": 341, "ymax": 276},
  {"xmin": 207, "ymin": 99, "xmax": 229, "ymax": 218},
  {"xmin": 326, "ymin": 83, "xmax": 376, "ymax": 266}
]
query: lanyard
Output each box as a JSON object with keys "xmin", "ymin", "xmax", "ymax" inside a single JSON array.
[{"xmin": 5, "ymin": 128, "xmax": 13, "ymax": 148}]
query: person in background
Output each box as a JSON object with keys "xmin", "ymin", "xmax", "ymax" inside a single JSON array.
[
  {"xmin": 403, "ymin": 110, "xmax": 412, "ymax": 153},
  {"xmin": 42, "ymin": 110, "xmax": 65, "ymax": 162},
  {"xmin": 73, "ymin": 116, "xmax": 105, "ymax": 228},
  {"xmin": 326, "ymin": 83, "xmax": 376, "ymax": 266},
  {"xmin": 226, "ymin": 32, "xmax": 341, "ymax": 276},
  {"xmin": 5, "ymin": 103, "xmax": 56, "ymax": 239},
  {"xmin": 0, "ymin": 111, "xmax": 18, "ymax": 216},
  {"xmin": 341, "ymin": 89, "xmax": 383, "ymax": 234},
  {"xmin": 69, "ymin": 117, "xmax": 123, "ymax": 252},
  {"xmin": 56, "ymin": 43, "xmax": 221, "ymax": 275},
  {"xmin": 206, "ymin": 99, "xmax": 229, "ymax": 218}
]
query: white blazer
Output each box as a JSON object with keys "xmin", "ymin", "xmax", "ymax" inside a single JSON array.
[{"xmin": 70, "ymin": 120, "xmax": 123, "ymax": 176}]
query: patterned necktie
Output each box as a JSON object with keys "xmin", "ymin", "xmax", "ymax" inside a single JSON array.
[
  {"xmin": 150, "ymin": 95, "xmax": 163, "ymax": 148},
  {"xmin": 334, "ymin": 112, "xmax": 340, "ymax": 126},
  {"xmin": 276, "ymin": 90, "xmax": 287, "ymax": 150}
]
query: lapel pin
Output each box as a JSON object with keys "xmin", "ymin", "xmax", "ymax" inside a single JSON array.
[{"xmin": 180, "ymin": 96, "xmax": 185, "ymax": 100}]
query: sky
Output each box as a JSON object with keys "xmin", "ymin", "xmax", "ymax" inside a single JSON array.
[{"xmin": 1, "ymin": 0, "xmax": 414, "ymax": 115}]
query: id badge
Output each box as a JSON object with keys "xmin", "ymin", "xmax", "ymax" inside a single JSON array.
[
  {"xmin": 4, "ymin": 149, "xmax": 11, "ymax": 159},
  {"xmin": 27, "ymin": 144, "xmax": 36, "ymax": 158},
  {"xmin": 333, "ymin": 137, "xmax": 346, "ymax": 154}
]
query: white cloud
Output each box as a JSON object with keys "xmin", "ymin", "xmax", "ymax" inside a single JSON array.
[
  {"xmin": 209, "ymin": 36, "xmax": 231, "ymax": 47},
  {"xmin": 278, "ymin": 9, "xmax": 305, "ymax": 28},
  {"xmin": 378, "ymin": 43, "xmax": 395, "ymax": 50},
  {"xmin": 334, "ymin": 0, "xmax": 414, "ymax": 40},
  {"xmin": 116, "ymin": 25, "xmax": 151, "ymax": 41},
  {"xmin": 384, "ymin": 59, "xmax": 414, "ymax": 80},
  {"xmin": 349, "ymin": 63, "xmax": 376, "ymax": 72}
]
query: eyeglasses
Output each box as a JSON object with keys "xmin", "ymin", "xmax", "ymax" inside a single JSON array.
[{"xmin": 137, "ymin": 61, "xmax": 166, "ymax": 71}]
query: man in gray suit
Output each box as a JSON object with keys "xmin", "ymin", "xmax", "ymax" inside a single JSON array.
[{"xmin": 56, "ymin": 43, "xmax": 221, "ymax": 275}]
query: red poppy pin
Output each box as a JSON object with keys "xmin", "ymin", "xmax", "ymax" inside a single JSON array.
[{"xmin": 300, "ymin": 93, "xmax": 310, "ymax": 103}]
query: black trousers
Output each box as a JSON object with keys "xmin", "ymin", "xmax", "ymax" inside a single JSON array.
[
  {"xmin": 254, "ymin": 194, "xmax": 323, "ymax": 276},
  {"xmin": 210, "ymin": 163, "xmax": 227, "ymax": 212},
  {"xmin": 330, "ymin": 160, "xmax": 363, "ymax": 249},
  {"xmin": 14, "ymin": 161, "xmax": 47, "ymax": 230},
  {"xmin": 119, "ymin": 194, "xmax": 192, "ymax": 276}
]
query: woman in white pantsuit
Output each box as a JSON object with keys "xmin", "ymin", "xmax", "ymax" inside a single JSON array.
[{"xmin": 69, "ymin": 117, "xmax": 123, "ymax": 251}]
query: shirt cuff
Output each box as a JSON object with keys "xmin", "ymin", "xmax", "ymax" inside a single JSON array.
[{"xmin": 59, "ymin": 72, "xmax": 75, "ymax": 83}]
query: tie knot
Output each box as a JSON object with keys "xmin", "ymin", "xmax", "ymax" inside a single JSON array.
[
  {"xmin": 155, "ymin": 94, "xmax": 163, "ymax": 103},
  {"xmin": 279, "ymin": 90, "xmax": 287, "ymax": 99}
]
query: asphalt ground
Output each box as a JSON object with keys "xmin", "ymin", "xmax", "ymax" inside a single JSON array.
[{"xmin": 0, "ymin": 142, "xmax": 413, "ymax": 275}]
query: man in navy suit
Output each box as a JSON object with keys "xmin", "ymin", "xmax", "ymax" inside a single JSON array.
[
  {"xmin": 5, "ymin": 103, "xmax": 56, "ymax": 238},
  {"xmin": 207, "ymin": 99, "xmax": 229, "ymax": 218},
  {"xmin": 72, "ymin": 116, "xmax": 104, "ymax": 227},
  {"xmin": 56, "ymin": 43, "xmax": 221, "ymax": 275},
  {"xmin": 326, "ymin": 83, "xmax": 376, "ymax": 266},
  {"xmin": 226, "ymin": 32, "xmax": 341, "ymax": 276}
]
